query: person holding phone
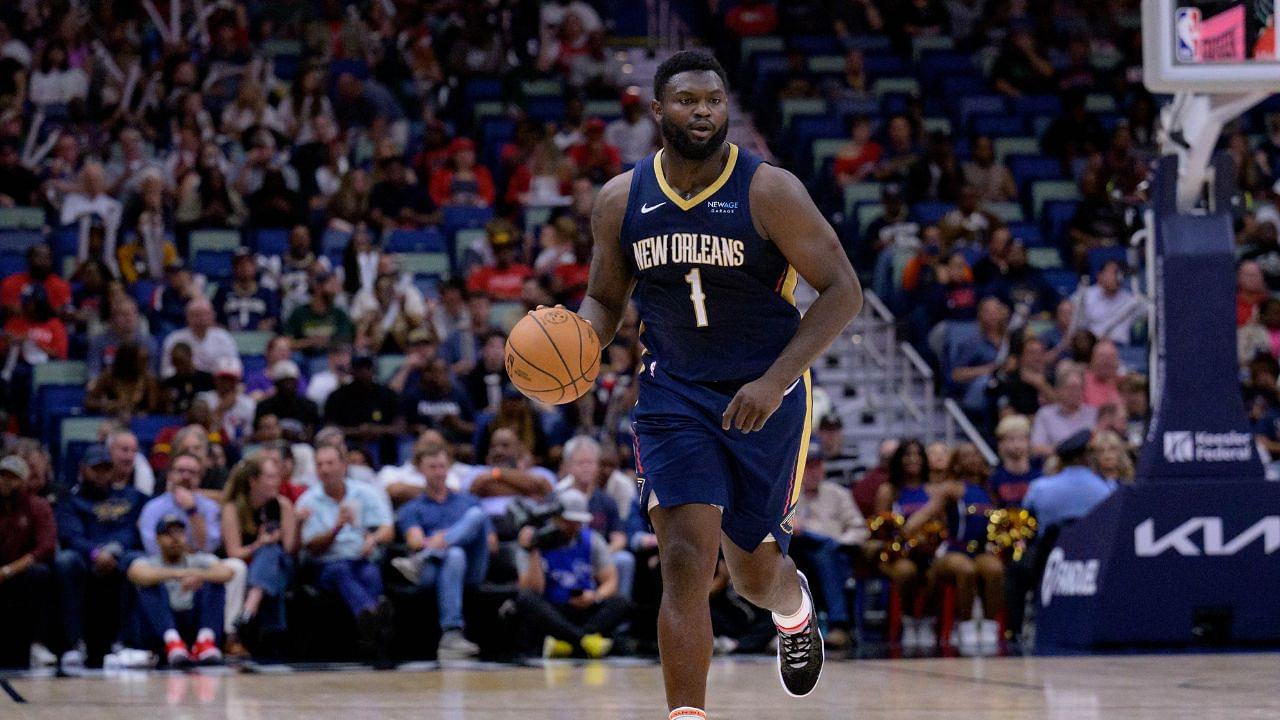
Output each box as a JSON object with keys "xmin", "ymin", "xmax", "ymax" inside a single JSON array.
[{"xmin": 221, "ymin": 455, "xmax": 298, "ymax": 647}]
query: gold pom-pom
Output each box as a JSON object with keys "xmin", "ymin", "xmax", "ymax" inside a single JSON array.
[{"xmin": 986, "ymin": 508, "xmax": 1038, "ymax": 562}]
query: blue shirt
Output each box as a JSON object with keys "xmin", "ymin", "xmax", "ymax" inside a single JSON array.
[
  {"xmin": 396, "ymin": 490, "xmax": 480, "ymax": 536},
  {"xmin": 138, "ymin": 491, "xmax": 223, "ymax": 555},
  {"xmin": 57, "ymin": 483, "xmax": 146, "ymax": 560},
  {"xmin": 1023, "ymin": 465, "xmax": 1116, "ymax": 529},
  {"xmin": 620, "ymin": 143, "xmax": 800, "ymax": 382},
  {"xmin": 298, "ymin": 480, "xmax": 393, "ymax": 562}
]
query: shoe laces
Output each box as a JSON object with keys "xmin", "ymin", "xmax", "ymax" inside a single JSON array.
[{"xmin": 779, "ymin": 626, "xmax": 813, "ymax": 668}]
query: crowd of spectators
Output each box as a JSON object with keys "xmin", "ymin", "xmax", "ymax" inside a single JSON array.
[{"xmin": 0, "ymin": 0, "xmax": 1277, "ymax": 670}]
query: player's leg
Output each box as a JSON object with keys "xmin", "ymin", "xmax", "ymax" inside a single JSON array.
[{"xmin": 650, "ymin": 503, "xmax": 723, "ymax": 714}]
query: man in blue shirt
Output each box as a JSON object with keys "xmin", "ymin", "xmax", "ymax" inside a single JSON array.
[
  {"xmin": 55, "ymin": 445, "xmax": 147, "ymax": 667},
  {"xmin": 391, "ymin": 443, "xmax": 489, "ymax": 658},
  {"xmin": 137, "ymin": 451, "xmax": 222, "ymax": 556},
  {"xmin": 1023, "ymin": 430, "xmax": 1117, "ymax": 529},
  {"xmin": 298, "ymin": 444, "xmax": 395, "ymax": 665},
  {"xmin": 515, "ymin": 489, "xmax": 629, "ymax": 659},
  {"xmin": 555, "ymin": 436, "xmax": 635, "ymax": 601}
]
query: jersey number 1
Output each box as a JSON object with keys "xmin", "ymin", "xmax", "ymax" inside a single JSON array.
[{"xmin": 684, "ymin": 268, "xmax": 709, "ymax": 327}]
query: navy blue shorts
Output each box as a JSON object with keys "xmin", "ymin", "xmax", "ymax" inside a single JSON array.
[{"xmin": 630, "ymin": 360, "xmax": 812, "ymax": 554}]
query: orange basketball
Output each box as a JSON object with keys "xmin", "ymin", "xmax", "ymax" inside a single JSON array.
[{"xmin": 504, "ymin": 307, "xmax": 601, "ymax": 404}]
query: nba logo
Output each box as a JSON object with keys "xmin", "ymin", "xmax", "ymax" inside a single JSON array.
[
  {"xmin": 1163, "ymin": 431, "xmax": 1194, "ymax": 463},
  {"xmin": 1175, "ymin": 7, "xmax": 1200, "ymax": 61}
]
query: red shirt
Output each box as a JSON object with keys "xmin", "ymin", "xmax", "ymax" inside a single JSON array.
[
  {"xmin": 567, "ymin": 142, "xmax": 622, "ymax": 175},
  {"xmin": 467, "ymin": 263, "xmax": 534, "ymax": 301},
  {"xmin": 0, "ymin": 494, "xmax": 56, "ymax": 565},
  {"xmin": 1238, "ymin": 289, "xmax": 1267, "ymax": 326},
  {"xmin": 833, "ymin": 142, "xmax": 883, "ymax": 182},
  {"xmin": 726, "ymin": 4, "xmax": 779, "ymax": 36},
  {"xmin": 0, "ymin": 273, "xmax": 73, "ymax": 311},
  {"xmin": 3, "ymin": 316, "xmax": 69, "ymax": 359},
  {"xmin": 428, "ymin": 166, "xmax": 496, "ymax": 207},
  {"xmin": 554, "ymin": 261, "xmax": 590, "ymax": 304}
]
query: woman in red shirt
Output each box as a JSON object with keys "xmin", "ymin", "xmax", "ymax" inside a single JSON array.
[
  {"xmin": 833, "ymin": 114, "xmax": 883, "ymax": 186},
  {"xmin": 428, "ymin": 137, "xmax": 496, "ymax": 208}
]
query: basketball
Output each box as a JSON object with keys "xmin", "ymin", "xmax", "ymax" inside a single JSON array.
[{"xmin": 504, "ymin": 307, "xmax": 601, "ymax": 404}]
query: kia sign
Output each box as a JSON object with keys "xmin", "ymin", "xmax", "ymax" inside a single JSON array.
[{"xmin": 1135, "ymin": 517, "xmax": 1280, "ymax": 557}]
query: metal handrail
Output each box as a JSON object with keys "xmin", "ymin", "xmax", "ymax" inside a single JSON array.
[
  {"xmin": 900, "ymin": 342, "xmax": 935, "ymax": 441},
  {"xmin": 942, "ymin": 399, "xmax": 998, "ymax": 466}
]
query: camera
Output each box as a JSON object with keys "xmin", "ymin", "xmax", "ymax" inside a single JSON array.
[{"xmin": 496, "ymin": 497, "xmax": 572, "ymax": 551}]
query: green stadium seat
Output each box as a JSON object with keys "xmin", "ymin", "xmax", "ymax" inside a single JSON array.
[
  {"xmin": 0, "ymin": 206, "xmax": 45, "ymax": 230},
  {"xmin": 1085, "ymin": 94, "xmax": 1118, "ymax": 114},
  {"xmin": 780, "ymin": 98, "xmax": 827, "ymax": 131},
  {"xmin": 987, "ymin": 201, "xmax": 1024, "ymax": 223},
  {"xmin": 807, "ymin": 55, "xmax": 845, "ymax": 74},
  {"xmin": 923, "ymin": 117, "xmax": 952, "ymax": 135},
  {"xmin": 399, "ymin": 252, "xmax": 451, "ymax": 278},
  {"xmin": 994, "ymin": 136, "xmax": 1039, "ymax": 163},
  {"xmin": 871, "ymin": 77, "xmax": 921, "ymax": 97},
  {"xmin": 490, "ymin": 302, "xmax": 524, "ymax": 333},
  {"xmin": 1032, "ymin": 180, "xmax": 1082, "ymax": 214},
  {"xmin": 60, "ymin": 416, "xmax": 108, "ymax": 454},
  {"xmin": 473, "ymin": 101, "xmax": 505, "ymax": 119},
  {"xmin": 455, "ymin": 227, "xmax": 487, "ymax": 268},
  {"xmin": 857, "ymin": 203, "xmax": 885, "ymax": 235},
  {"xmin": 812, "ymin": 138, "xmax": 846, "ymax": 176},
  {"xmin": 34, "ymin": 360, "xmax": 87, "ymax": 388},
  {"xmin": 740, "ymin": 36, "xmax": 784, "ymax": 62},
  {"xmin": 233, "ymin": 331, "xmax": 274, "ymax": 356},
  {"xmin": 843, "ymin": 183, "xmax": 883, "ymax": 216},
  {"xmin": 377, "ymin": 355, "xmax": 404, "ymax": 383},
  {"xmin": 521, "ymin": 79, "xmax": 562, "ymax": 97},
  {"xmin": 1028, "ymin": 247, "xmax": 1063, "ymax": 270},
  {"xmin": 188, "ymin": 229, "xmax": 241, "ymax": 258},
  {"xmin": 584, "ymin": 100, "xmax": 621, "ymax": 118},
  {"xmin": 912, "ymin": 35, "xmax": 955, "ymax": 59}
]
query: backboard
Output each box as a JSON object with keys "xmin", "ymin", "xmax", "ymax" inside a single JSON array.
[{"xmin": 1143, "ymin": 0, "xmax": 1279, "ymax": 92}]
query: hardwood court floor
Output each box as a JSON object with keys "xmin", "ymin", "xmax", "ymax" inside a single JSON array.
[{"xmin": 5, "ymin": 653, "xmax": 1278, "ymax": 719}]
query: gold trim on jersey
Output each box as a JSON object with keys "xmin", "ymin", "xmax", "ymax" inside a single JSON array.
[
  {"xmin": 653, "ymin": 143, "xmax": 740, "ymax": 211},
  {"xmin": 781, "ymin": 369, "xmax": 814, "ymax": 529},
  {"xmin": 780, "ymin": 265, "xmax": 798, "ymax": 307}
]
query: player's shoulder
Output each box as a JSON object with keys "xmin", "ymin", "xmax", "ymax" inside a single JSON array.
[
  {"xmin": 748, "ymin": 160, "xmax": 804, "ymax": 198},
  {"xmin": 595, "ymin": 168, "xmax": 635, "ymax": 211}
]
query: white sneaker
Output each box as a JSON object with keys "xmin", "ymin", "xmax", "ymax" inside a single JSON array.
[
  {"xmin": 61, "ymin": 643, "xmax": 86, "ymax": 669},
  {"xmin": 979, "ymin": 619, "xmax": 1000, "ymax": 653},
  {"xmin": 391, "ymin": 556, "xmax": 423, "ymax": 584},
  {"xmin": 713, "ymin": 636, "xmax": 739, "ymax": 655},
  {"xmin": 900, "ymin": 617, "xmax": 920, "ymax": 648},
  {"xmin": 30, "ymin": 643, "xmax": 56, "ymax": 668},
  {"xmin": 437, "ymin": 629, "xmax": 480, "ymax": 658},
  {"xmin": 916, "ymin": 618, "xmax": 937, "ymax": 650},
  {"xmin": 957, "ymin": 620, "xmax": 980, "ymax": 656}
]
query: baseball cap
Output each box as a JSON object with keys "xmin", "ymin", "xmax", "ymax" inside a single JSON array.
[
  {"xmin": 620, "ymin": 88, "xmax": 643, "ymax": 107},
  {"xmin": 82, "ymin": 444, "xmax": 112, "ymax": 468},
  {"xmin": 0, "ymin": 455, "xmax": 30, "ymax": 482},
  {"xmin": 214, "ymin": 356, "xmax": 243, "ymax": 379},
  {"xmin": 486, "ymin": 218, "xmax": 517, "ymax": 247},
  {"xmin": 352, "ymin": 351, "xmax": 376, "ymax": 369},
  {"xmin": 557, "ymin": 488, "xmax": 594, "ymax": 523},
  {"xmin": 269, "ymin": 359, "xmax": 301, "ymax": 381},
  {"xmin": 584, "ymin": 118, "xmax": 606, "ymax": 135},
  {"xmin": 154, "ymin": 514, "xmax": 187, "ymax": 535},
  {"xmin": 807, "ymin": 441, "xmax": 824, "ymax": 459},
  {"xmin": 448, "ymin": 137, "xmax": 476, "ymax": 155},
  {"xmin": 232, "ymin": 247, "xmax": 255, "ymax": 263},
  {"xmin": 818, "ymin": 413, "xmax": 843, "ymax": 430},
  {"xmin": 1056, "ymin": 429, "xmax": 1093, "ymax": 457}
]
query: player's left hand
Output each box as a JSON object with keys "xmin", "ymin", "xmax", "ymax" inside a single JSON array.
[{"xmin": 722, "ymin": 377, "xmax": 787, "ymax": 433}]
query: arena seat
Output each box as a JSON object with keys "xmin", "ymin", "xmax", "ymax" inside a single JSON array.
[{"xmin": 0, "ymin": 206, "xmax": 45, "ymax": 229}]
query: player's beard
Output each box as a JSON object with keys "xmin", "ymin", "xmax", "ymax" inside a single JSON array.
[{"xmin": 660, "ymin": 115, "xmax": 728, "ymax": 161}]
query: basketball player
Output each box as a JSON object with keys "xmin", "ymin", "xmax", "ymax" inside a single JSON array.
[{"xmin": 578, "ymin": 51, "xmax": 863, "ymax": 719}]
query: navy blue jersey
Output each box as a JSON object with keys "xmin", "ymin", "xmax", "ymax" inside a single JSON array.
[{"xmin": 621, "ymin": 143, "xmax": 800, "ymax": 383}]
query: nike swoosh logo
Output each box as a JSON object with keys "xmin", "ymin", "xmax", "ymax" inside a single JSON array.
[
  {"xmin": 783, "ymin": 378, "xmax": 802, "ymax": 396},
  {"xmin": 640, "ymin": 202, "xmax": 667, "ymax": 214}
]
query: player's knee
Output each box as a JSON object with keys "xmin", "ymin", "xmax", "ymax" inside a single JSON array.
[
  {"xmin": 659, "ymin": 540, "xmax": 713, "ymax": 596},
  {"xmin": 731, "ymin": 568, "xmax": 780, "ymax": 607}
]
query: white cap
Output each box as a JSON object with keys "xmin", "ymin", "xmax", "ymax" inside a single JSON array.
[{"xmin": 214, "ymin": 356, "xmax": 243, "ymax": 378}]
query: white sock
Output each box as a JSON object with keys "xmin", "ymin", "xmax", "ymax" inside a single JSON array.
[
  {"xmin": 196, "ymin": 628, "xmax": 215, "ymax": 643},
  {"xmin": 163, "ymin": 629, "xmax": 182, "ymax": 645},
  {"xmin": 772, "ymin": 589, "xmax": 812, "ymax": 634},
  {"xmin": 669, "ymin": 707, "xmax": 706, "ymax": 720}
]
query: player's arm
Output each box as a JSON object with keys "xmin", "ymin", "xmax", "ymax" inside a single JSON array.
[
  {"xmin": 723, "ymin": 165, "xmax": 863, "ymax": 432},
  {"xmin": 578, "ymin": 171, "xmax": 637, "ymax": 347}
]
